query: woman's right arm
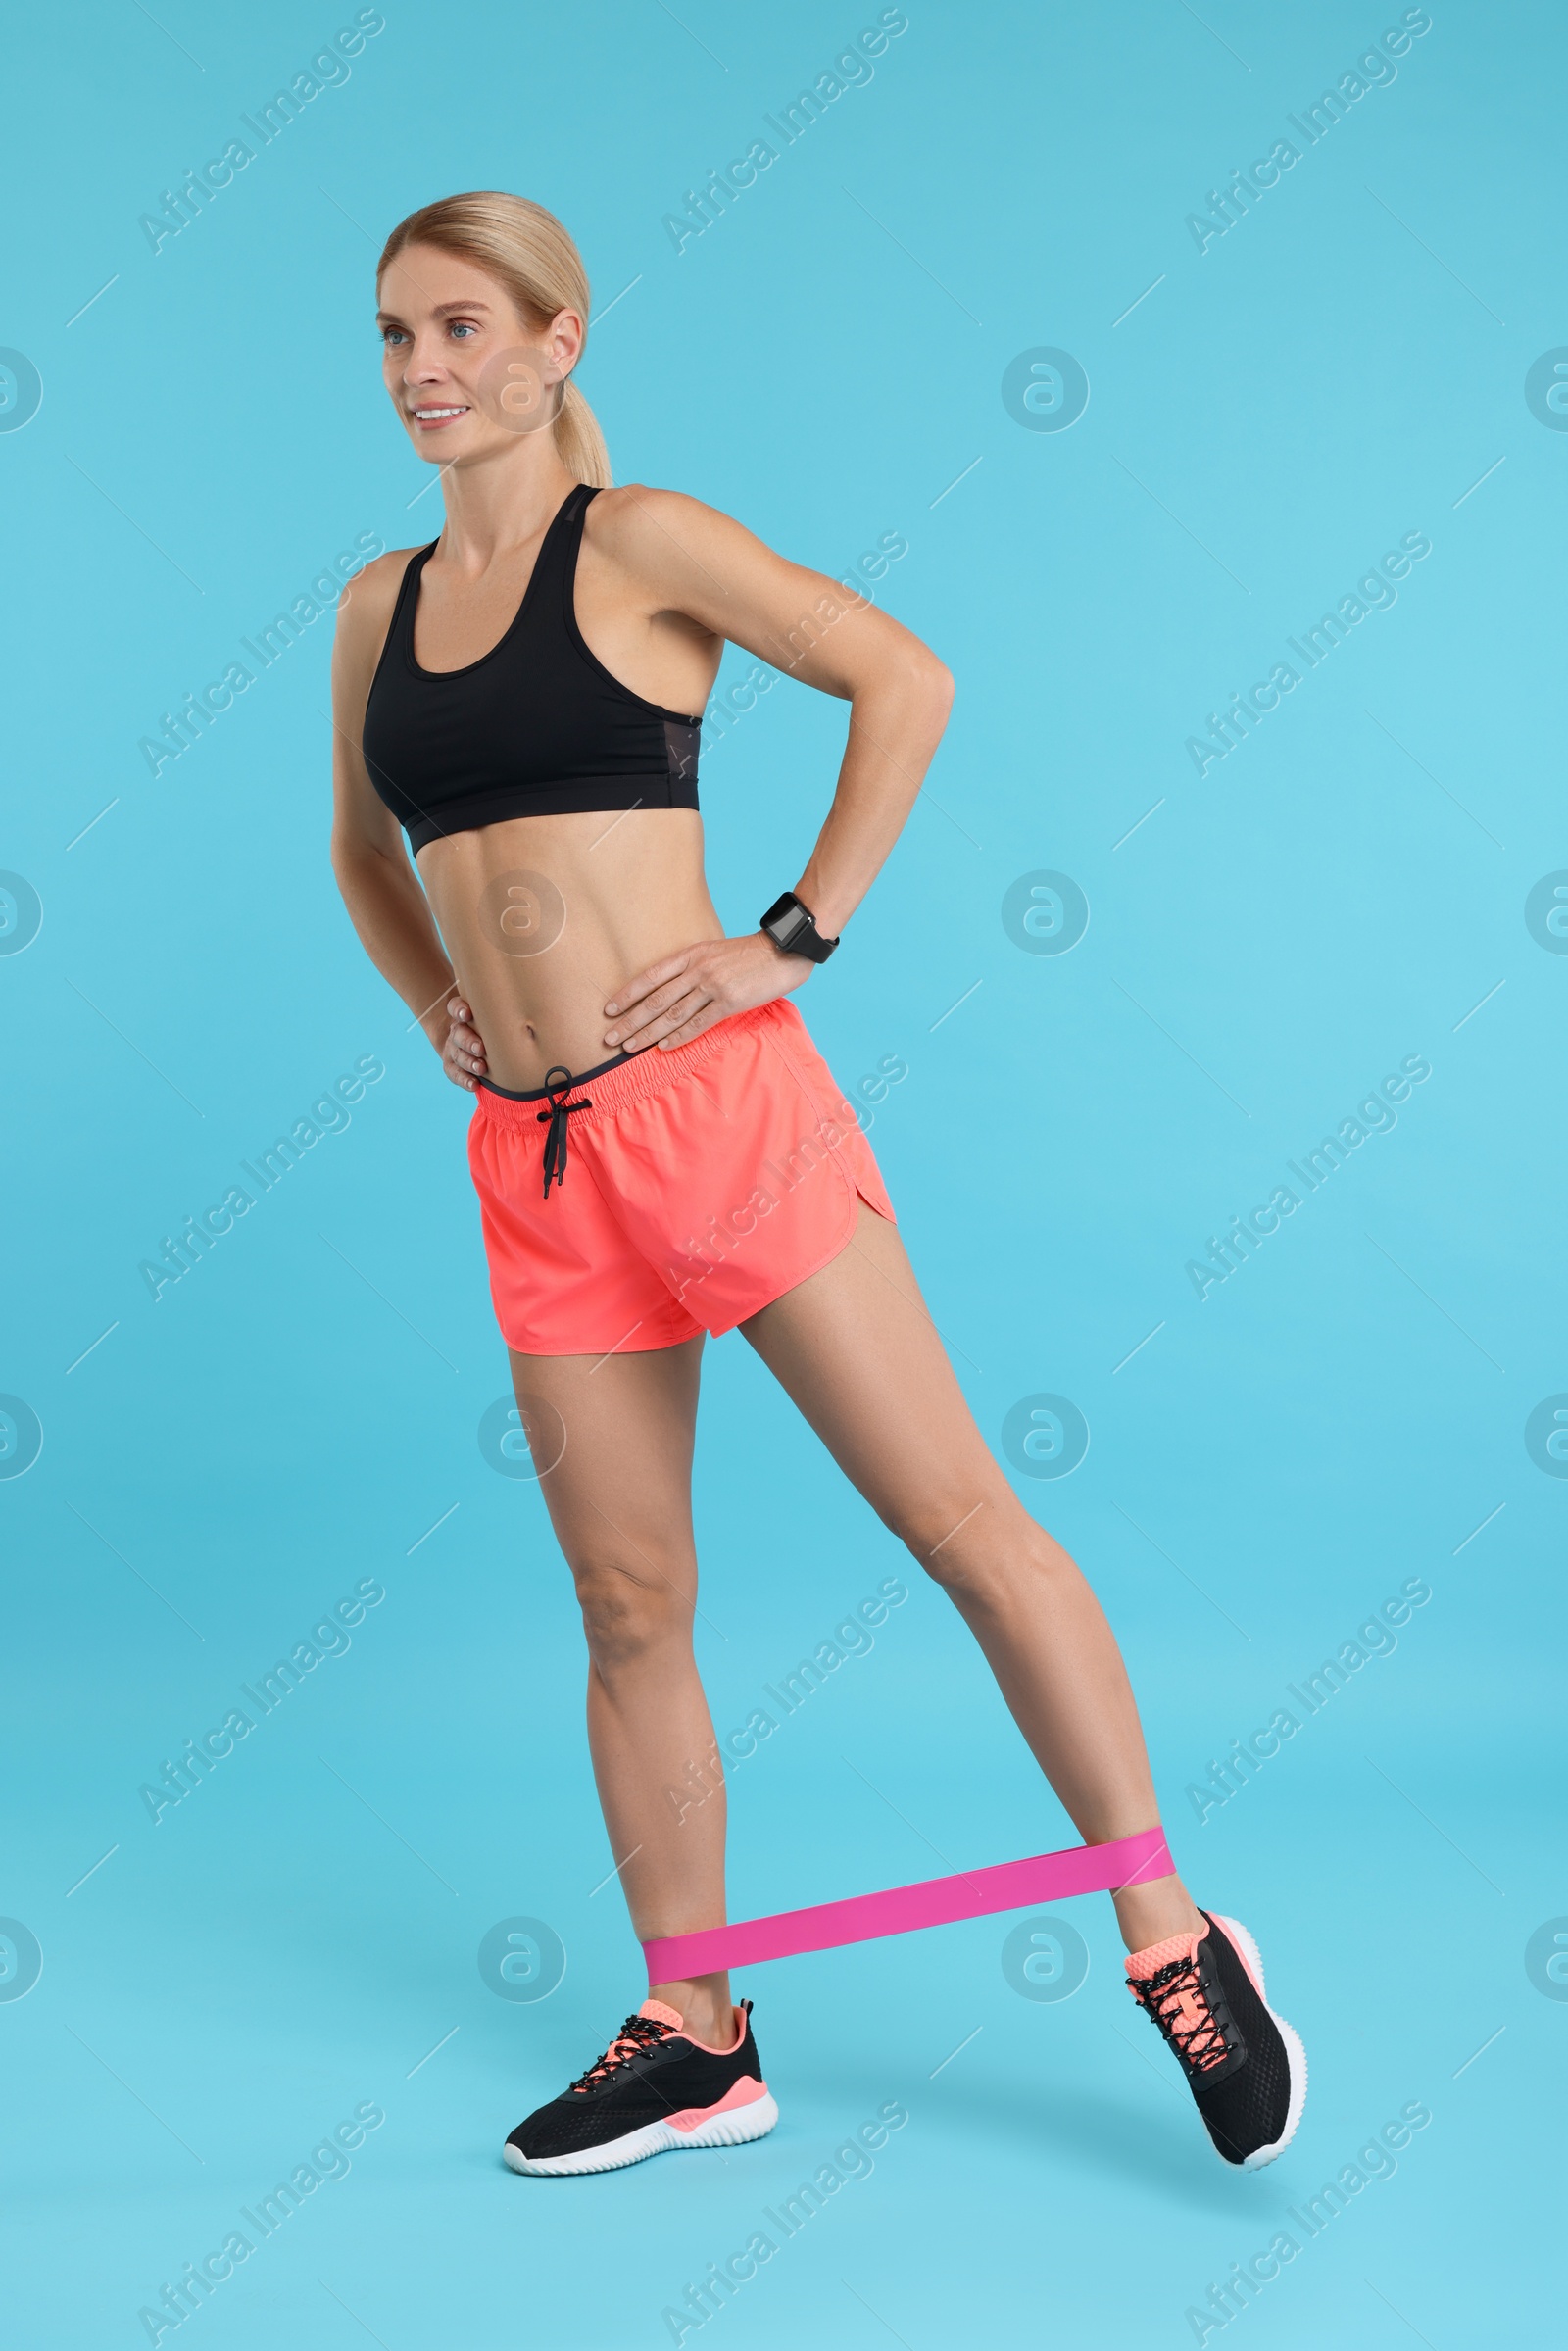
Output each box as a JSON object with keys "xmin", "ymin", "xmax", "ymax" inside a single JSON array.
[{"xmin": 329, "ymin": 555, "xmax": 488, "ymax": 1091}]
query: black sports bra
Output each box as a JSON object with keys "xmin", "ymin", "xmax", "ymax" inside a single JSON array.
[{"xmin": 361, "ymin": 483, "xmax": 701, "ymax": 855}]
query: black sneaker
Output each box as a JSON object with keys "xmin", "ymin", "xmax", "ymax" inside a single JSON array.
[
  {"xmin": 1125, "ymin": 1910, "xmax": 1306, "ymax": 2169},
  {"xmin": 503, "ymin": 1997, "xmax": 778, "ymax": 2177}
]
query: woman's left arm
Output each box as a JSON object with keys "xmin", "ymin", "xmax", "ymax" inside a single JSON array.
[{"xmin": 595, "ymin": 487, "xmax": 954, "ymax": 1054}]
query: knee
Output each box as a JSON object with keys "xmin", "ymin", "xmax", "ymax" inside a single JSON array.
[
  {"xmin": 569, "ymin": 1553, "xmax": 690, "ymax": 1671},
  {"xmin": 890, "ymin": 1490, "xmax": 1060, "ymax": 1603}
]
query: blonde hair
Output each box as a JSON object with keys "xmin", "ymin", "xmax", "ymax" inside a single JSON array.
[{"xmin": 377, "ymin": 191, "xmax": 611, "ymax": 487}]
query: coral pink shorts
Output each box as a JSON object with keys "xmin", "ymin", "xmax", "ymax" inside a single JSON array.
[{"xmin": 466, "ymin": 998, "xmax": 897, "ymax": 1355}]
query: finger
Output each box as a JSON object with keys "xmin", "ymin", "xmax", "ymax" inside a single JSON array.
[
  {"xmin": 656, "ymin": 1007, "xmax": 715, "ymax": 1051},
  {"xmin": 448, "ymin": 997, "xmax": 469, "ymax": 1021},
  {"xmin": 605, "ymin": 954, "xmax": 693, "ymax": 1017},
  {"xmin": 606, "ymin": 965, "xmax": 682, "ymax": 1015},
  {"xmin": 607, "ymin": 978, "xmax": 699, "ymax": 1045},
  {"xmin": 616, "ymin": 987, "xmax": 705, "ymax": 1046},
  {"xmin": 619, "ymin": 988, "xmax": 709, "ymax": 1052}
]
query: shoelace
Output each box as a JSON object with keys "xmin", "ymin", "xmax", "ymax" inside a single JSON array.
[
  {"xmin": 1128, "ymin": 1953, "xmax": 1230, "ymax": 2074},
  {"xmin": 535, "ymin": 1066, "xmax": 594, "ymax": 1200},
  {"xmin": 567, "ymin": 2012, "xmax": 674, "ymax": 2094}
]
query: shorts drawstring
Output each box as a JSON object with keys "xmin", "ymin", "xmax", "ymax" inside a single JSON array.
[{"xmin": 536, "ymin": 1066, "xmax": 594, "ymax": 1199}]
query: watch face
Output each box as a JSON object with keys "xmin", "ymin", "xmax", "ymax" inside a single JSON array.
[{"xmin": 763, "ymin": 895, "xmax": 832, "ymax": 957}]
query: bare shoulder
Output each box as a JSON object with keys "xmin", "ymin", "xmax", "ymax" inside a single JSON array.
[
  {"xmin": 335, "ymin": 543, "xmax": 422, "ymax": 645},
  {"xmin": 587, "ymin": 482, "xmax": 762, "ymax": 563},
  {"xmin": 332, "ymin": 545, "xmax": 425, "ymax": 704},
  {"xmin": 584, "ymin": 482, "xmax": 785, "ymax": 604}
]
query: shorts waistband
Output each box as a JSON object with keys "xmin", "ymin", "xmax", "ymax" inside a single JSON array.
[
  {"xmin": 469, "ymin": 999, "xmax": 795, "ymax": 1133},
  {"xmin": 477, "ymin": 1046, "xmax": 633, "ymax": 1102}
]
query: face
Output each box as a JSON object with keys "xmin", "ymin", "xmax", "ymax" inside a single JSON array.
[{"xmin": 376, "ymin": 244, "xmax": 583, "ymax": 463}]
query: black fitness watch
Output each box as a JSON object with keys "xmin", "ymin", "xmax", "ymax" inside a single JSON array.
[{"xmin": 760, "ymin": 891, "xmax": 840, "ymax": 964}]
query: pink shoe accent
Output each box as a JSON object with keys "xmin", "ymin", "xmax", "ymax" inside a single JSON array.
[
  {"xmin": 679, "ymin": 2005, "xmax": 747, "ymax": 2056},
  {"xmin": 1206, "ymin": 1913, "xmax": 1267, "ymax": 2004},
  {"xmin": 640, "ymin": 1997, "xmax": 749, "ymax": 2053},
  {"xmin": 1125, "ymin": 1928, "xmax": 1231, "ymax": 2074},
  {"xmin": 1124, "ymin": 1932, "xmax": 1200, "ymax": 1981},
  {"xmin": 667, "ymin": 2076, "xmax": 769, "ymax": 2134},
  {"xmin": 1125, "ymin": 1932, "xmax": 1210, "ymax": 2049}
]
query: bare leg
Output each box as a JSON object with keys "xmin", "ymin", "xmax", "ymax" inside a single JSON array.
[
  {"xmin": 741, "ymin": 1204, "xmax": 1204, "ymax": 1952},
  {"xmin": 508, "ymin": 1338, "xmax": 735, "ymax": 2042}
]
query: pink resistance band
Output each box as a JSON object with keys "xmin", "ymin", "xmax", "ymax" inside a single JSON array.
[{"xmin": 642, "ymin": 1825, "xmax": 1173, "ymax": 1984}]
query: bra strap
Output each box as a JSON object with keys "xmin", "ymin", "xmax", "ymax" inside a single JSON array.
[
  {"xmin": 387, "ymin": 540, "xmax": 438, "ymax": 653},
  {"xmin": 554, "ymin": 481, "xmax": 601, "ymax": 622}
]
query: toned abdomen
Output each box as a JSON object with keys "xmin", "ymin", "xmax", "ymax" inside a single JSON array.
[{"xmin": 417, "ymin": 808, "xmax": 723, "ymax": 1089}]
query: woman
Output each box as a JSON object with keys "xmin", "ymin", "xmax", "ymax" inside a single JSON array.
[{"xmin": 330, "ymin": 192, "xmax": 1305, "ymax": 2180}]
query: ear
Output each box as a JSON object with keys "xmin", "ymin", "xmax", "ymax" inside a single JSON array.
[{"xmin": 546, "ymin": 305, "xmax": 586, "ymax": 378}]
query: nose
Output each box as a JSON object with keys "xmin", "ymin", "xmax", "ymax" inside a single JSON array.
[{"xmin": 402, "ymin": 335, "xmax": 452, "ymax": 387}]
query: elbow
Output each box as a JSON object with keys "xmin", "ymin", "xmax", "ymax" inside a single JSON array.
[
  {"xmin": 910, "ymin": 650, "xmax": 955, "ymax": 729},
  {"xmin": 329, "ymin": 829, "xmax": 360, "ymax": 893},
  {"xmin": 849, "ymin": 645, "xmax": 954, "ymax": 739},
  {"xmin": 331, "ymin": 821, "xmax": 390, "ymax": 875},
  {"xmin": 330, "ymin": 828, "xmax": 389, "ymax": 905}
]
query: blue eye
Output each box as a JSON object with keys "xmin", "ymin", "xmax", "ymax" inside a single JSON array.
[{"xmin": 449, "ymin": 321, "xmax": 477, "ymax": 339}]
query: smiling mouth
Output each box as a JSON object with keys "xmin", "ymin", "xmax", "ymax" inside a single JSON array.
[{"xmin": 411, "ymin": 405, "xmax": 470, "ymax": 426}]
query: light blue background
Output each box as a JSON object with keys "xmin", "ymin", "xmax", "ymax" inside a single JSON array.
[{"xmin": 2, "ymin": 3, "xmax": 1561, "ymax": 2344}]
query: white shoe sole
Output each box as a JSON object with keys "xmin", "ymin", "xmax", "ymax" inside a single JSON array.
[
  {"xmin": 504, "ymin": 2089, "xmax": 779, "ymax": 2178},
  {"xmin": 1208, "ymin": 1912, "xmax": 1308, "ymax": 2170}
]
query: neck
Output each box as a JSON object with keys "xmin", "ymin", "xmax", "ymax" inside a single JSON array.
[{"xmin": 427, "ymin": 435, "xmax": 577, "ymax": 568}]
